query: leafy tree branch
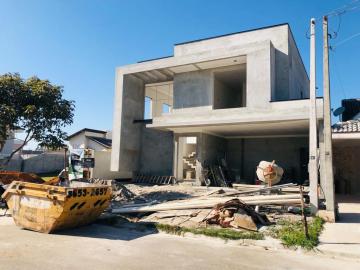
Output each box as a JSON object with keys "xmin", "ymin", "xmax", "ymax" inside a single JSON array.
[{"xmin": 0, "ymin": 73, "xmax": 75, "ymax": 168}]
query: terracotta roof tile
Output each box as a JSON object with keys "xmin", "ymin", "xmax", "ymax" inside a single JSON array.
[{"xmin": 332, "ymin": 120, "xmax": 360, "ymax": 133}]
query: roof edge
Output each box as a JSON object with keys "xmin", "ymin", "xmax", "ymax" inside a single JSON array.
[
  {"xmin": 67, "ymin": 128, "xmax": 107, "ymax": 140},
  {"xmin": 86, "ymin": 136, "xmax": 112, "ymax": 148},
  {"xmin": 174, "ymin": 23, "xmax": 289, "ymax": 46}
]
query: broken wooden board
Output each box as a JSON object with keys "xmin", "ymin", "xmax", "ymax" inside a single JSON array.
[
  {"xmin": 140, "ymin": 209, "xmax": 212, "ymax": 228},
  {"xmin": 230, "ymin": 212, "xmax": 257, "ymax": 231}
]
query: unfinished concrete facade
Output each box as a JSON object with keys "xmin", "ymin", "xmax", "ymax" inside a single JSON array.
[{"xmin": 111, "ymin": 24, "xmax": 324, "ymax": 189}]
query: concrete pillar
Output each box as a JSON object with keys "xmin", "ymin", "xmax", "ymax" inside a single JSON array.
[
  {"xmin": 319, "ymin": 121, "xmax": 326, "ymax": 199},
  {"xmin": 110, "ymin": 72, "xmax": 144, "ymax": 177},
  {"xmin": 309, "ymin": 18, "xmax": 319, "ymax": 212},
  {"xmin": 322, "ymin": 16, "xmax": 336, "ymax": 218},
  {"xmin": 111, "ymin": 71, "xmax": 124, "ymax": 172},
  {"xmin": 173, "ymin": 136, "xmax": 178, "ymax": 178},
  {"xmin": 177, "ymin": 136, "xmax": 185, "ymax": 180}
]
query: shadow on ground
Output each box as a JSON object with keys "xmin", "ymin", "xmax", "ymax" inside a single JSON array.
[
  {"xmin": 136, "ymin": 191, "xmax": 192, "ymax": 203},
  {"xmin": 57, "ymin": 217, "xmax": 158, "ymax": 241},
  {"xmin": 338, "ymin": 213, "xmax": 360, "ymax": 223}
]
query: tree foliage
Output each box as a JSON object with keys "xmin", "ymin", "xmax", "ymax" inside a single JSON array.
[{"xmin": 0, "ymin": 73, "xmax": 75, "ymax": 163}]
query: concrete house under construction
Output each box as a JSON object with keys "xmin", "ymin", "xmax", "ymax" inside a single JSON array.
[{"xmin": 111, "ymin": 23, "xmax": 324, "ymax": 187}]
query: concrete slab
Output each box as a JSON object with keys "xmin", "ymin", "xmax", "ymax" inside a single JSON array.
[{"xmin": 318, "ymin": 196, "xmax": 360, "ymax": 259}]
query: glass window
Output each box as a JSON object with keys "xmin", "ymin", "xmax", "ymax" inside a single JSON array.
[
  {"xmin": 162, "ymin": 103, "xmax": 172, "ymax": 113},
  {"xmin": 144, "ymin": 96, "xmax": 152, "ymax": 119}
]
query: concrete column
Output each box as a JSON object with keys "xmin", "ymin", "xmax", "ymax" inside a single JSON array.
[
  {"xmin": 322, "ymin": 16, "xmax": 335, "ymax": 216},
  {"xmin": 173, "ymin": 135, "xmax": 179, "ymax": 178},
  {"xmin": 177, "ymin": 136, "xmax": 184, "ymax": 180},
  {"xmin": 319, "ymin": 121, "xmax": 326, "ymax": 200},
  {"xmin": 110, "ymin": 72, "xmax": 144, "ymax": 177},
  {"xmin": 309, "ymin": 18, "xmax": 319, "ymax": 212},
  {"xmin": 111, "ymin": 71, "xmax": 124, "ymax": 172}
]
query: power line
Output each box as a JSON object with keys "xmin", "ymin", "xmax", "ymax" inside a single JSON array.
[
  {"xmin": 326, "ymin": 0, "xmax": 360, "ymax": 17},
  {"xmin": 332, "ymin": 31, "xmax": 360, "ymax": 48},
  {"xmin": 330, "ymin": 53, "xmax": 347, "ymax": 99},
  {"xmin": 305, "ymin": 0, "xmax": 360, "ymax": 39}
]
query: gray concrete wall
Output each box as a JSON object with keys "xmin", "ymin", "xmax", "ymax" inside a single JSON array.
[
  {"xmin": 174, "ymin": 25, "xmax": 288, "ymax": 57},
  {"xmin": 333, "ymin": 145, "xmax": 360, "ymax": 195},
  {"xmin": 173, "ymin": 70, "xmax": 213, "ymax": 109},
  {"xmin": 226, "ymin": 137, "xmax": 308, "ymax": 183},
  {"xmin": 22, "ymin": 153, "xmax": 64, "ymax": 174},
  {"xmin": 0, "ymin": 153, "xmax": 63, "ymax": 174},
  {"xmin": 247, "ymin": 44, "xmax": 274, "ymax": 108},
  {"xmin": 139, "ymin": 127, "xmax": 174, "ymax": 175},
  {"xmin": 288, "ymin": 29, "xmax": 310, "ymax": 99},
  {"xmin": 0, "ymin": 156, "xmax": 22, "ymax": 171},
  {"xmin": 198, "ymin": 133, "xmax": 227, "ymax": 165},
  {"xmin": 93, "ymin": 151, "xmax": 127, "ymax": 180},
  {"xmin": 111, "ymin": 74, "xmax": 144, "ymax": 177}
]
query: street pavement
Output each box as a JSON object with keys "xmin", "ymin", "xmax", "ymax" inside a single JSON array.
[{"xmin": 0, "ymin": 216, "xmax": 359, "ymax": 270}]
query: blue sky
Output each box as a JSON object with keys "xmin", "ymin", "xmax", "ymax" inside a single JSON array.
[{"xmin": 1, "ymin": 0, "xmax": 360, "ymax": 147}]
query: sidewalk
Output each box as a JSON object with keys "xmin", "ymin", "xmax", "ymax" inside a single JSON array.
[{"xmin": 317, "ymin": 196, "xmax": 360, "ymax": 260}]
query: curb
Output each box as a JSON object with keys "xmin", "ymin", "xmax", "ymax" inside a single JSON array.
[
  {"xmin": 164, "ymin": 230, "xmax": 360, "ymax": 261},
  {"xmin": 316, "ymin": 245, "xmax": 360, "ymax": 261}
]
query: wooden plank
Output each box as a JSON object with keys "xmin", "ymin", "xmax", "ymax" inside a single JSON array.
[{"xmin": 111, "ymin": 194, "xmax": 301, "ymax": 214}]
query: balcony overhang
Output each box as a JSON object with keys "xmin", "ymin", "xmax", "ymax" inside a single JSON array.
[
  {"xmin": 117, "ymin": 40, "xmax": 271, "ymax": 84},
  {"xmin": 147, "ymin": 99, "xmax": 324, "ymax": 138},
  {"xmin": 130, "ymin": 55, "xmax": 246, "ymax": 84}
]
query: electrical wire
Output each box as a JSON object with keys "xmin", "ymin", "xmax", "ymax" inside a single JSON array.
[
  {"xmin": 305, "ymin": 0, "xmax": 360, "ymax": 39},
  {"xmin": 332, "ymin": 31, "xmax": 360, "ymax": 48},
  {"xmin": 330, "ymin": 53, "xmax": 347, "ymax": 100},
  {"xmin": 326, "ymin": 0, "xmax": 360, "ymax": 17}
]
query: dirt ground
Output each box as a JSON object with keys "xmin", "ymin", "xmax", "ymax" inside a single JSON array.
[
  {"xmin": 0, "ymin": 215, "xmax": 359, "ymax": 270},
  {"xmin": 111, "ymin": 183, "xmax": 204, "ymax": 205}
]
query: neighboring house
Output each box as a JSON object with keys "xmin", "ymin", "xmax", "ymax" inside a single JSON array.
[
  {"xmin": 332, "ymin": 99, "xmax": 360, "ymax": 196},
  {"xmin": 67, "ymin": 128, "xmax": 111, "ymax": 151},
  {"xmin": 111, "ymin": 23, "xmax": 325, "ymax": 183},
  {"xmin": 67, "ymin": 128, "xmax": 120, "ymax": 179}
]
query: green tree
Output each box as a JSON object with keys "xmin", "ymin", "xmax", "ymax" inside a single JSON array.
[{"xmin": 0, "ymin": 73, "xmax": 75, "ymax": 165}]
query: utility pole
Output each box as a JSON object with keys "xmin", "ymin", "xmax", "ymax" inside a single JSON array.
[
  {"xmin": 322, "ymin": 16, "xmax": 335, "ymax": 215},
  {"xmin": 309, "ymin": 18, "xmax": 318, "ymax": 212}
]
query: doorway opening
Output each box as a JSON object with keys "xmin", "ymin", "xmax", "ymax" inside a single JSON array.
[{"xmin": 177, "ymin": 136, "xmax": 197, "ymax": 181}]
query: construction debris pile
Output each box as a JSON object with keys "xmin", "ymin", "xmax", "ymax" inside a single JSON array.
[
  {"xmin": 204, "ymin": 199, "xmax": 270, "ymax": 231},
  {"xmin": 110, "ymin": 183, "xmax": 309, "ymax": 231}
]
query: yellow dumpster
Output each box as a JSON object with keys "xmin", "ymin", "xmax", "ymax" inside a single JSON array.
[{"xmin": 2, "ymin": 181, "xmax": 112, "ymax": 233}]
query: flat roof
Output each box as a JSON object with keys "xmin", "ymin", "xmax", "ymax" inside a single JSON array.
[
  {"xmin": 174, "ymin": 23, "xmax": 289, "ymax": 46},
  {"xmin": 137, "ymin": 23, "xmax": 289, "ymax": 64}
]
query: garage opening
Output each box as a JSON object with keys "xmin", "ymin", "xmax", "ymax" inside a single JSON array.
[{"xmin": 213, "ymin": 65, "xmax": 246, "ymax": 109}]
